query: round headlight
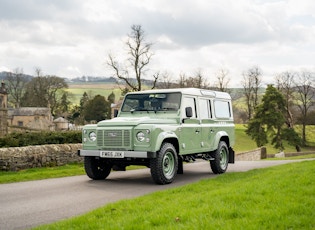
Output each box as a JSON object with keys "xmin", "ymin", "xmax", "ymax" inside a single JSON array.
[
  {"xmin": 89, "ymin": 131, "xmax": 97, "ymax": 142},
  {"xmin": 136, "ymin": 132, "xmax": 145, "ymax": 142}
]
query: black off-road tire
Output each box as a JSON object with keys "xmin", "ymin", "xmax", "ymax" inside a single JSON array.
[
  {"xmin": 84, "ymin": 156, "xmax": 112, "ymax": 180},
  {"xmin": 150, "ymin": 143, "xmax": 178, "ymax": 185},
  {"xmin": 210, "ymin": 141, "xmax": 229, "ymax": 174}
]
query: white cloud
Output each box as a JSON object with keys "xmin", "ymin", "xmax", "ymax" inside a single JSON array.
[{"xmin": 0, "ymin": 0, "xmax": 314, "ymax": 86}]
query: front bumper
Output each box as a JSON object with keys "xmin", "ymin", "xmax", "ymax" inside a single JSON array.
[{"xmin": 78, "ymin": 149, "xmax": 156, "ymax": 158}]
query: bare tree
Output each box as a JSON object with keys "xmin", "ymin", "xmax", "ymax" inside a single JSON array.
[
  {"xmin": 34, "ymin": 67, "xmax": 43, "ymax": 78},
  {"xmin": 215, "ymin": 68, "xmax": 231, "ymax": 92},
  {"xmin": 178, "ymin": 72, "xmax": 187, "ymax": 88},
  {"xmin": 242, "ymin": 66, "xmax": 263, "ymax": 121},
  {"xmin": 294, "ymin": 71, "xmax": 315, "ymax": 146},
  {"xmin": 156, "ymin": 71, "xmax": 176, "ymax": 89},
  {"xmin": 4, "ymin": 68, "xmax": 29, "ymax": 108},
  {"xmin": 275, "ymin": 71, "xmax": 296, "ymax": 128},
  {"xmin": 21, "ymin": 75, "xmax": 69, "ymax": 115},
  {"xmin": 194, "ymin": 69, "xmax": 210, "ymax": 88},
  {"xmin": 107, "ymin": 25, "xmax": 157, "ymax": 92},
  {"xmin": 178, "ymin": 70, "xmax": 210, "ymax": 89}
]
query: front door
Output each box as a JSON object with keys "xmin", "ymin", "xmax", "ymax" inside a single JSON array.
[{"xmin": 178, "ymin": 96, "xmax": 202, "ymax": 154}]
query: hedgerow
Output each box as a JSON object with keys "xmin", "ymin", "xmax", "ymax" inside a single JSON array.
[{"xmin": 0, "ymin": 131, "xmax": 82, "ymax": 147}]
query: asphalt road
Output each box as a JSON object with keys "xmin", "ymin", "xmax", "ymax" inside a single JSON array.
[{"xmin": 0, "ymin": 160, "xmax": 311, "ymax": 230}]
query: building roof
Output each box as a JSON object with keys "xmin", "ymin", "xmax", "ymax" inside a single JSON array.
[
  {"xmin": 53, "ymin": 117, "xmax": 68, "ymax": 123},
  {"xmin": 8, "ymin": 107, "xmax": 51, "ymax": 117}
]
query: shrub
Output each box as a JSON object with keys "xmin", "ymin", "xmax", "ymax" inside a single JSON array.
[{"xmin": 0, "ymin": 131, "xmax": 82, "ymax": 147}]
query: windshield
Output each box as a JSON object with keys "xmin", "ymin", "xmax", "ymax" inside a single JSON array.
[{"xmin": 121, "ymin": 92, "xmax": 181, "ymax": 112}]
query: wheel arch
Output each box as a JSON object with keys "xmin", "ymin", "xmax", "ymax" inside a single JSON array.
[
  {"xmin": 154, "ymin": 132, "xmax": 179, "ymax": 153},
  {"xmin": 219, "ymin": 135, "xmax": 230, "ymax": 147},
  {"xmin": 214, "ymin": 131, "xmax": 230, "ymax": 147},
  {"xmin": 218, "ymin": 134, "xmax": 235, "ymax": 164},
  {"xmin": 161, "ymin": 138, "xmax": 179, "ymax": 154}
]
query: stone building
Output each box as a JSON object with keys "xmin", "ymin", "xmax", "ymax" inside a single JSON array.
[
  {"xmin": 0, "ymin": 81, "xmax": 8, "ymax": 136},
  {"xmin": 8, "ymin": 107, "xmax": 54, "ymax": 131},
  {"xmin": 0, "ymin": 81, "xmax": 55, "ymax": 133},
  {"xmin": 53, "ymin": 117, "xmax": 69, "ymax": 130}
]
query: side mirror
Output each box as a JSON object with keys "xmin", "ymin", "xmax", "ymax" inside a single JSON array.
[
  {"xmin": 185, "ymin": 107, "xmax": 193, "ymax": 118},
  {"xmin": 114, "ymin": 109, "xmax": 119, "ymax": 117}
]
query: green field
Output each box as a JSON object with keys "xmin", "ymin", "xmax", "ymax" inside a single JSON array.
[
  {"xmin": 67, "ymin": 82, "xmax": 123, "ymax": 104},
  {"xmin": 234, "ymin": 124, "xmax": 315, "ymax": 154},
  {"xmin": 34, "ymin": 160, "xmax": 315, "ymax": 230}
]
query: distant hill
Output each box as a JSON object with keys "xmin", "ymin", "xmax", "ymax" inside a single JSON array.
[
  {"xmin": 0, "ymin": 71, "xmax": 33, "ymax": 81},
  {"xmin": 66, "ymin": 76, "xmax": 117, "ymax": 83},
  {"xmin": 0, "ymin": 72, "xmax": 111, "ymax": 84},
  {"xmin": 0, "ymin": 71, "xmax": 116, "ymax": 83}
]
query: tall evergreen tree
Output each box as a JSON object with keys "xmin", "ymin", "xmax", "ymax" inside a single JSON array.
[
  {"xmin": 246, "ymin": 85, "xmax": 301, "ymax": 150},
  {"xmin": 79, "ymin": 92, "xmax": 89, "ymax": 112},
  {"xmin": 107, "ymin": 91, "xmax": 115, "ymax": 104}
]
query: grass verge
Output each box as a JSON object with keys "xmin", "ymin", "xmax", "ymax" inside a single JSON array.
[
  {"xmin": 0, "ymin": 164, "xmax": 145, "ymax": 184},
  {"xmin": 34, "ymin": 160, "xmax": 315, "ymax": 230},
  {"xmin": 0, "ymin": 163, "xmax": 85, "ymax": 184}
]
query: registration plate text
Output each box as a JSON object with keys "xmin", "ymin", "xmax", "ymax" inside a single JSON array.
[{"xmin": 100, "ymin": 151, "xmax": 124, "ymax": 158}]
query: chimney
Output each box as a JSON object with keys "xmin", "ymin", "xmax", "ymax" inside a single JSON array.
[{"xmin": 0, "ymin": 80, "xmax": 7, "ymax": 94}]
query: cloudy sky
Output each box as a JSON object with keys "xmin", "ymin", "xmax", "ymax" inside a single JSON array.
[{"xmin": 0, "ymin": 0, "xmax": 314, "ymax": 87}]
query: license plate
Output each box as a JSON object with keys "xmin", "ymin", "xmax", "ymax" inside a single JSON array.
[{"xmin": 100, "ymin": 151, "xmax": 124, "ymax": 158}]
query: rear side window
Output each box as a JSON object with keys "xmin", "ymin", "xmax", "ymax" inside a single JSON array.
[
  {"xmin": 199, "ymin": 98, "xmax": 212, "ymax": 119},
  {"xmin": 214, "ymin": 100, "xmax": 231, "ymax": 118}
]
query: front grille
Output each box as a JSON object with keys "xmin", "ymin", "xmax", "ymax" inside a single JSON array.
[{"xmin": 97, "ymin": 129, "xmax": 131, "ymax": 148}]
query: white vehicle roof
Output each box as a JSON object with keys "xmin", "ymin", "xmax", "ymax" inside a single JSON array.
[{"xmin": 126, "ymin": 88, "xmax": 231, "ymax": 100}]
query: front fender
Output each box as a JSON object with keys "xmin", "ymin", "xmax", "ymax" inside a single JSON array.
[{"xmin": 154, "ymin": 131, "xmax": 178, "ymax": 152}]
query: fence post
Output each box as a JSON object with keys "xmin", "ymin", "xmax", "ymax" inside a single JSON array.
[{"xmin": 260, "ymin": 147, "xmax": 267, "ymax": 159}]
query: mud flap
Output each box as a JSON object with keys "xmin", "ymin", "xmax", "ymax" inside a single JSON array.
[
  {"xmin": 229, "ymin": 147, "xmax": 235, "ymax": 163},
  {"xmin": 177, "ymin": 157, "xmax": 184, "ymax": 174}
]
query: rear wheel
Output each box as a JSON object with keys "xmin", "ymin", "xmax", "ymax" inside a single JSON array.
[
  {"xmin": 210, "ymin": 141, "xmax": 229, "ymax": 174},
  {"xmin": 84, "ymin": 156, "xmax": 112, "ymax": 180},
  {"xmin": 150, "ymin": 143, "xmax": 178, "ymax": 185}
]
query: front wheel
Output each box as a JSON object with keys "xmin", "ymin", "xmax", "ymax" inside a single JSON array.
[
  {"xmin": 210, "ymin": 141, "xmax": 229, "ymax": 174},
  {"xmin": 84, "ymin": 156, "xmax": 112, "ymax": 180},
  {"xmin": 150, "ymin": 143, "xmax": 178, "ymax": 185}
]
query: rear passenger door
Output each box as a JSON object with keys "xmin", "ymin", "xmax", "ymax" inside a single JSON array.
[{"xmin": 199, "ymin": 98, "xmax": 217, "ymax": 151}]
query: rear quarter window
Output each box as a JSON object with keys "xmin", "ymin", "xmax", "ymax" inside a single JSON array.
[{"xmin": 214, "ymin": 100, "xmax": 231, "ymax": 118}]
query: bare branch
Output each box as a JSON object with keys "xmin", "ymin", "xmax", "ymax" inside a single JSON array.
[
  {"xmin": 107, "ymin": 24, "xmax": 157, "ymax": 91},
  {"xmin": 215, "ymin": 68, "xmax": 231, "ymax": 92},
  {"xmin": 242, "ymin": 66, "xmax": 263, "ymax": 120}
]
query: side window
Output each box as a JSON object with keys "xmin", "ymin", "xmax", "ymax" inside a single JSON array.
[
  {"xmin": 209, "ymin": 100, "xmax": 213, "ymax": 118},
  {"xmin": 214, "ymin": 100, "xmax": 231, "ymax": 118},
  {"xmin": 182, "ymin": 96, "xmax": 196, "ymax": 118},
  {"xmin": 199, "ymin": 99, "xmax": 209, "ymax": 119}
]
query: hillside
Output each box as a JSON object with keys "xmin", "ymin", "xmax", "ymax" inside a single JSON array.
[
  {"xmin": 234, "ymin": 124, "xmax": 315, "ymax": 154},
  {"xmin": 67, "ymin": 82, "xmax": 123, "ymax": 104}
]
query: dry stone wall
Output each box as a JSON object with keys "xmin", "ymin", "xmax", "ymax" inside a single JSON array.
[
  {"xmin": 2, "ymin": 145, "xmax": 309, "ymax": 172},
  {"xmin": 0, "ymin": 144, "xmax": 82, "ymax": 171},
  {"xmin": 235, "ymin": 147, "xmax": 267, "ymax": 161}
]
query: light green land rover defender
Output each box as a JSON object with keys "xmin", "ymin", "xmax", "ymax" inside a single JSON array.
[{"xmin": 78, "ymin": 88, "xmax": 235, "ymax": 184}]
